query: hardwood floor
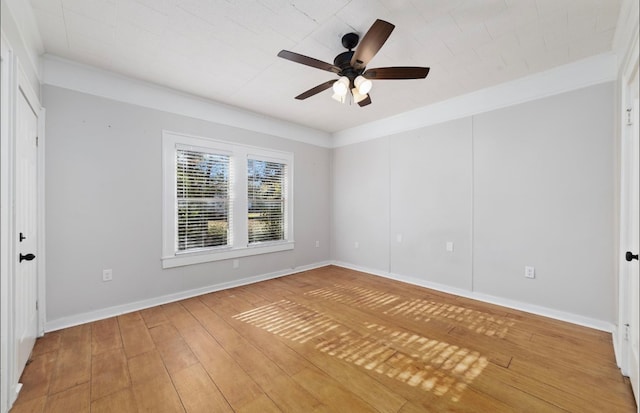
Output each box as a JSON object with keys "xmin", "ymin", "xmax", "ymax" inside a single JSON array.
[{"xmin": 10, "ymin": 266, "xmax": 637, "ymax": 412}]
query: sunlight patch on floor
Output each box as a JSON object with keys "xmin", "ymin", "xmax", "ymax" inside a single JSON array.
[
  {"xmin": 305, "ymin": 285, "xmax": 400, "ymax": 310},
  {"xmin": 233, "ymin": 300, "xmax": 341, "ymax": 344},
  {"xmin": 385, "ymin": 299, "xmax": 514, "ymax": 338},
  {"xmin": 234, "ymin": 300, "xmax": 489, "ymax": 401},
  {"xmin": 304, "ymin": 284, "xmax": 515, "ymax": 339}
]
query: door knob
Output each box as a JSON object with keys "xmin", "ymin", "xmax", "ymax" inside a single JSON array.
[
  {"xmin": 19, "ymin": 253, "xmax": 35, "ymax": 262},
  {"xmin": 626, "ymin": 251, "xmax": 638, "ymax": 261}
]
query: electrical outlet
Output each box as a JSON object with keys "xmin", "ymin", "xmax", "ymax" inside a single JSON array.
[
  {"xmin": 396, "ymin": 234, "xmax": 402, "ymax": 243},
  {"xmin": 446, "ymin": 242, "xmax": 454, "ymax": 252},
  {"xmin": 354, "ymin": 241, "xmax": 359, "ymax": 249},
  {"xmin": 524, "ymin": 266, "xmax": 535, "ymax": 279},
  {"xmin": 315, "ymin": 240, "xmax": 320, "ymax": 248},
  {"xmin": 102, "ymin": 269, "xmax": 113, "ymax": 282},
  {"xmin": 233, "ymin": 259, "xmax": 239, "ymax": 269}
]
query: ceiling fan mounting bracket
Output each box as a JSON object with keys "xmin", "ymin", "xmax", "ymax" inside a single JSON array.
[{"xmin": 341, "ymin": 32, "xmax": 359, "ymax": 50}]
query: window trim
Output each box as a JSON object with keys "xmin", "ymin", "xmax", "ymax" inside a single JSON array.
[{"xmin": 162, "ymin": 131, "xmax": 294, "ymax": 269}]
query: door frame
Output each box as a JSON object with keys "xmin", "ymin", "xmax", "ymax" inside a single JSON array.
[
  {"xmin": 1, "ymin": 31, "xmax": 16, "ymax": 413},
  {"xmin": 0, "ymin": 31, "xmax": 45, "ymax": 413},
  {"xmin": 616, "ymin": 29, "xmax": 639, "ymax": 392}
]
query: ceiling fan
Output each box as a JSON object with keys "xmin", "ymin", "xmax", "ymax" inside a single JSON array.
[{"xmin": 277, "ymin": 19, "xmax": 430, "ymax": 107}]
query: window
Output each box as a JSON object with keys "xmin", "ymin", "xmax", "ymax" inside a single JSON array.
[
  {"xmin": 177, "ymin": 149, "xmax": 230, "ymax": 251},
  {"xmin": 247, "ymin": 158, "xmax": 286, "ymax": 244},
  {"xmin": 162, "ymin": 131, "xmax": 293, "ymax": 268}
]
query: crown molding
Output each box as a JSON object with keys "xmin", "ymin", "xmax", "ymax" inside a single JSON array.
[
  {"xmin": 332, "ymin": 53, "xmax": 617, "ymax": 148},
  {"xmin": 41, "ymin": 55, "xmax": 333, "ymax": 148},
  {"xmin": 40, "ymin": 49, "xmax": 620, "ymax": 150}
]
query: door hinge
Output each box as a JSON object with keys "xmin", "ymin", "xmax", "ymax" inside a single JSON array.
[
  {"xmin": 624, "ymin": 323, "xmax": 630, "ymax": 340},
  {"xmin": 626, "ymin": 108, "xmax": 633, "ymax": 125},
  {"xmin": 36, "ymin": 136, "xmax": 39, "ymax": 147},
  {"xmin": 36, "ymin": 300, "xmax": 38, "ymax": 311}
]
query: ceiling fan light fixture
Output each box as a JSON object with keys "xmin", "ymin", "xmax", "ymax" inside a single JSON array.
[
  {"xmin": 351, "ymin": 88, "xmax": 368, "ymax": 104},
  {"xmin": 332, "ymin": 92, "xmax": 347, "ymax": 104},
  {"xmin": 332, "ymin": 76, "xmax": 350, "ymax": 96},
  {"xmin": 354, "ymin": 75, "xmax": 372, "ymax": 95}
]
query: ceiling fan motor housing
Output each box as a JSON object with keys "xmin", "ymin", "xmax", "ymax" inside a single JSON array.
[{"xmin": 334, "ymin": 51, "xmax": 360, "ymax": 84}]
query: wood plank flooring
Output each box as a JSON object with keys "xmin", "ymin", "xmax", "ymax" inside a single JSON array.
[{"xmin": 10, "ymin": 266, "xmax": 637, "ymax": 412}]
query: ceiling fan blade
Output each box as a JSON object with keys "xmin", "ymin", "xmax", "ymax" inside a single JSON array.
[
  {"xmin": 278, "ymin": 50, "xmax": 340, "ymax": 74},
  {"xmin": 295, "ymin": 80, "xmax": 336, "ymax": 100},
  {"xmin": 357, "ymin": 94, "xmax": 372, "ymax": 107},
  {"xmin": 363, "ymin": 67, "xmax": 430, "ymax": 79},
  {"xmin": 350, "ymin": 19, "xmax": 395, "ymax": 70}
]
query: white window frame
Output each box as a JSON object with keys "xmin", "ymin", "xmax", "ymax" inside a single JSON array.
[{"xmin": 162, "ymin": 131, "xmax": 294, "ymax": 268}]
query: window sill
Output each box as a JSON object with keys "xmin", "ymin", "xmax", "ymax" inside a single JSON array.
[{"xmin": 162, "ymin": 241, "xmax": 294, "ymax": 269}]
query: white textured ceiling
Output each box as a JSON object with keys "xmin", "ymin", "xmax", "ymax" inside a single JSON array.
[{"xmin": 29, "ymin": 0, "xmax": 621, "ymax": 133}]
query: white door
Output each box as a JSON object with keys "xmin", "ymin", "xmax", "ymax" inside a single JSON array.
[
  {"xmin": 626, "ymin": 93, "xmax": 639, "ymax": 402},
  {"xmin": 14, "ymin": 86, "xmax": 39, "ymax": 382},
  {"xmin": 619, "ymin": 63, "xmax": 640, "ymax": 403}
]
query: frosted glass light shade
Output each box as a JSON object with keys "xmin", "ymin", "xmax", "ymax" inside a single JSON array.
[
  {"xmin": 351, "ymin": 88, "xmax": 367, "ymax": 103},
  {"xmin": 332, "ymin": 76, "xmax": 349, "ymax": 96},
  {"xmin": 354, "ymin": 75, "xmax": 372, "ymax": 95},
  {"xmin": 332, "ymin": 92, "xmax": 346, "ymax": 103}
]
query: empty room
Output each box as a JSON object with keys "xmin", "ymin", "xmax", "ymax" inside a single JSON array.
[{"xmin": 1, "ymin": 0, "xmax": 639, "ymax": 412}]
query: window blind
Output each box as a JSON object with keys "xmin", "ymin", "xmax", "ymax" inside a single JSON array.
[
  {"xmin": 247, "ymin": 158, "xmax": 285, "ymax": 244},
  {"xmin": 176, "ymin": 149, "xmax": 230, "ymax": 251}
]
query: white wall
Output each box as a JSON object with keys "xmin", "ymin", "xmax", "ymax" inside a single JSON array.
[
  {"xmin": 43, "ymin": 85, "xmax": 331, "ymax": 328},
  {"xmin": 473, "ymin": 83, "xmax": 615, "ymax": 321},
  {"xmin": 332, "ymin": 137, "xmax": 389, "ymax": 269},
  {"xmin": 332, "ymin": 82, "xmax": 616, "ymax": 326},
  {"xmin": 389, "ymin": 119, "xmax": 473, "ymax": 291}
]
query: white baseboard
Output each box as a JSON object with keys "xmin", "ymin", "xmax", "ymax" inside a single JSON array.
[
  {"xmin": 45, "ymin": 259, "xmax": 614, "ymax": 335},
  {"xmin": 44, "ymin": 261, "xmax": 331, "ymax": 332},
  {"xmin": 612, "ymin": 324, "xmax": 623, "ymax": 369},
  {"xmin": 331, "ymin": 261, "xmax": 615, "ymax": 333}
]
